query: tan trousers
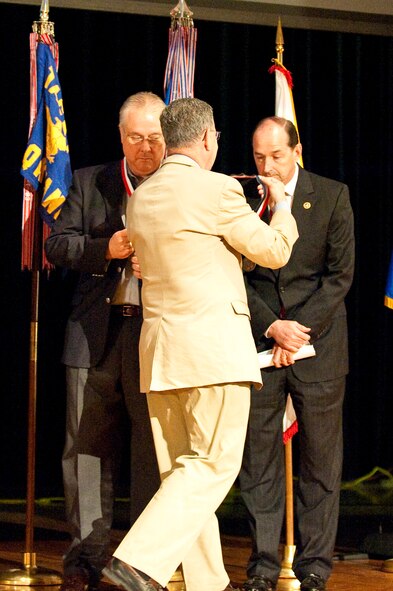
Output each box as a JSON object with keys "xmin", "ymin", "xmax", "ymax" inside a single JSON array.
[{"xmin": 113, "ymin": 382, "xmax": 251, "ymax": 591}]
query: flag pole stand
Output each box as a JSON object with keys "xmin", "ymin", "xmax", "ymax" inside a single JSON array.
[
  {"xmin": 382, "ymin": 559, "xmax": 393, "ymax": 573},
  {"xmin": 279, "ymin": 439, "xmax": 300, "ymax": 588},
  {"xmin": 0, "ymin": 181, "xmax": 62, "ymax": 586}
]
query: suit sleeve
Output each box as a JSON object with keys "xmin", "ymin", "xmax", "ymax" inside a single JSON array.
[
  {"xmin": 294, "ymin": 184, "xmax": 355, "ymax": 340},
  {"xmin": 45, "ymin": 170, "xmax": 111, "ymax": 274},
  {"xmin": 216, "ymin": 176, "xmax": 299, "ymax": 270},
  {"xmin": 244, "ymin": 276, "xmax": 278, "ymax": 344}
]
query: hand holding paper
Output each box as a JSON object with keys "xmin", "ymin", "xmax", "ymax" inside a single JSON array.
[{"xmin": 258, "ymin": 344, "xmax": 316, "ymax": 369}]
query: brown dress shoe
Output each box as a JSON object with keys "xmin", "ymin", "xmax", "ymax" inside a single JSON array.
[{"xmin": 60, "ymin": 574, "xmax": 89, "ymax": 591}]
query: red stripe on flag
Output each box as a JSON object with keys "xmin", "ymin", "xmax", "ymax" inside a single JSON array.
[{"xmin": 283, "ymin": 420, "xmax": 298, "ymax": 444}]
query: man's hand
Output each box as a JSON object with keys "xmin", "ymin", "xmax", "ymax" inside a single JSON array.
[
  {"xmin": 131, "ymin": 254, "xmax": 142, "ymax": 279},
  {"xmin": 106, "ymin": 229, "xmax": 134, "ymax": 260},
  {"xmin": 271, "ymin": 344, "xmax": 295, "ymax": 368},
  {"xmin": 268, "ymin": 319, "xmax": 311, "ymax": 352},
  {"xmin": 258, "ymin": 175, "xmax": 287, "ymax": 207}
]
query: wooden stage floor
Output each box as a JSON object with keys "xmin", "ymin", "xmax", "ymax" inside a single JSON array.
[{"xmin": 0, "ymin": 533, "xmax": 392, "ymax": 591}]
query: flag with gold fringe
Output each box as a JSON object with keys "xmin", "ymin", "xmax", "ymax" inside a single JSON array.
[
  {"xmin": 385, "ymin": 252, "xmax": 393, "ymax": 309},
  {"xmin": 20, "ymin": 25, "xmax": 71, "ymax": 270},
  {"xmin": 163, "ymin": 0, "xmax": 197, "ymax": 104}
]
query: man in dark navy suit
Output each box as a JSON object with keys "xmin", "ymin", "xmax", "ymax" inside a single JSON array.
[
  {"xmin": 239, "ymin": 117, "xmax": 355, "ymax": 591},
  {"xmin": 45, "ymin": 92, "xmax": 166, "ymax": 591}
]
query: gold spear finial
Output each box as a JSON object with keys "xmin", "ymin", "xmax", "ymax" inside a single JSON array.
[
  {"xmin": 33, "ymin": 0, "xmax": 55, "ymax": 37},
  {"xmin": 276, "ymin": 16, "xmax": 284, "ymax": 65},
  {"xmin": 170, "ymin": 0, "xmax": 194, "ymax": 29}
]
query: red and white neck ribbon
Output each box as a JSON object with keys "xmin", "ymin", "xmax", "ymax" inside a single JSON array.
[{"xmin": 121, "ymin": 157, "xmax": 134, "ymax": 196}]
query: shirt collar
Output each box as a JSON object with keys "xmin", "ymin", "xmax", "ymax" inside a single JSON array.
[
  {"xmin": 285, "ymin": 164, "xmax": 299, "ymax": 197},
  {"xmin": 162, "ymin": 153, "xmax": 201, "ymax": 168}
]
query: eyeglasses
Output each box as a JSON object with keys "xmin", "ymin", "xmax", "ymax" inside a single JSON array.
[{"xmin": 125, "ymin": 133, "xmax": 163, "ymax": 146}]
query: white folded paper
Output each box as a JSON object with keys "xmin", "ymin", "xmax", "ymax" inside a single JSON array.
[{"xmin": 258, "ymin": 344, "xmax": 316, "ymax": 368}]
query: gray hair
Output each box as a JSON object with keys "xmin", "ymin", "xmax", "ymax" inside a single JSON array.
[
  {"xmin": 160, "ymin": 98, "xmax": 214, "ymax": 149},
  {"xmin": 119, "ymin": 92, "xmax": 165, "ymax": 127}
]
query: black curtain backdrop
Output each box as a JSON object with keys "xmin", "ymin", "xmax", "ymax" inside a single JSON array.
[{"xmin": 1, "ymin": 2, "xmax": 392, "ymax": 498}]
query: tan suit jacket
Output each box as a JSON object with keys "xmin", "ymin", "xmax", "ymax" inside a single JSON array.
[{"xmin": 127, "ymin": 154, "xmax": 298, "ymax": 393}]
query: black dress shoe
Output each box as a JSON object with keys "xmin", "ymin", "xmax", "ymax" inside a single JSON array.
[
  {"xmin": 103, "ymin": 558, "xmax": 165, "ymax": 591},
  {"xmin": 60, "ymin": 574, "xmax": 89, "ymax": 591},
  {"xmin": 242, "ymin": 575, "xmax": 276, "ymax": 591},
  {"xmin": 300, "ymin": 574, "xmax": 326, "ymax": 591}
]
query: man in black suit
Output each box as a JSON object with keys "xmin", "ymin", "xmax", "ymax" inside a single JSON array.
[
  {"xmin": 45, "ymin": 92, "xmax": 166, "ymax": 591},
  {"xmin": 239, "ymin": 117, "xmax": 355, "ymax": 591}
]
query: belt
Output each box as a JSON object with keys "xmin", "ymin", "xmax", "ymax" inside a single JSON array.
[{"xmin": 111, "ymin": 304, "xmax": 141, "ymax": 317}]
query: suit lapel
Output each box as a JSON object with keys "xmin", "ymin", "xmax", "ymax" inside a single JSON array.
[
  {"xmin": 97, "ymin": 161, "xmax": 125, "ymax": 233},
  {"xmin": 291, "ymin": 167, "xmax": 317, "ymax": 254}
]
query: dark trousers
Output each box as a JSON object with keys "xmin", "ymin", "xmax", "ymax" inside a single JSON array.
[
  {"xmin": 239, "ymin": 365, "xmax": 345, "ymax": 584},
  {"xmin": 62, "ymin": 313, "xmax": 160, "ymax": 583}
]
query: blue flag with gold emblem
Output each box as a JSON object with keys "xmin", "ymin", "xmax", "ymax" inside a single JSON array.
[
  {"xmin": 385, "ymin": 252, "xmax": 393, "ymax": 309},
  {"xmin": 21, "ymin": 42, "xmax": 71, "ymax": 227}
]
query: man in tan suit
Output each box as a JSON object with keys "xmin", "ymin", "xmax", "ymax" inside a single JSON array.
[{"xmin": 103, "ymin": 98, "xmax": 298, "ymax": 591}]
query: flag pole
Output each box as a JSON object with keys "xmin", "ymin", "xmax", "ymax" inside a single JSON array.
[
  {"xmin": 0, "ymin": 1, "xmax": 62, "ymax": 585},
  {"xmin": 274, "ymin": 18, "xmax": 298, "ymax": 585},
  {"xmin": 280, "ymin": 442, "xmax": 298, "ymax": 581}
]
